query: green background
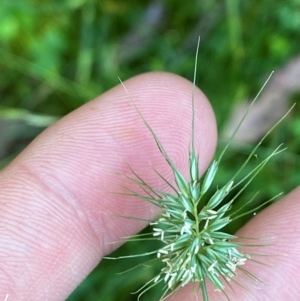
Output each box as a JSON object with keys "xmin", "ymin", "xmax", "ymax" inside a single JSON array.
[{"xmin": 0, "ymin": 1, "xmax": 299, "ymax": 300}]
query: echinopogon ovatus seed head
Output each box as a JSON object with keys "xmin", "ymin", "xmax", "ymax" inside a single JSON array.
[{"xmin": 105, "ymin": 38, "xmax": 293, "ymax": 301}]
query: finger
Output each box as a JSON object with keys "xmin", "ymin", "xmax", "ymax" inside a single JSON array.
[
  {"xmin": 0, "ymin": 72, "xmax": 217, "ymax": 300},
  {"xmin": 168, "ymin": 187, "xmax": 300, "ymax": 301}
]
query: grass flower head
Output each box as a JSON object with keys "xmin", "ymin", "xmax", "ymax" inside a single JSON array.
[{"xmin": 107, "ymin": 38, "xmax": 293, "ymax": 301}]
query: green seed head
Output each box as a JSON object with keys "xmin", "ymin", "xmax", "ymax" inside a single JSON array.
[{"xmin": 107, "ymin": 38, "xmax": 294, "ymax": 301}]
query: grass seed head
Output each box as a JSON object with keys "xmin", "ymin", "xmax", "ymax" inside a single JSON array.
[{"xmin": 109, "ymin": 38, "xmax": 293, "ymax": 301}]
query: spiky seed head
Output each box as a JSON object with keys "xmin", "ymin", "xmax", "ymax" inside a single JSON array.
[{"xmin": 106, "ymin": 40, "xmax": 294, "ymax": 301}]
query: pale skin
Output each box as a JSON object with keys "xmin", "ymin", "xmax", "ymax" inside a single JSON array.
[{"xmin": 0, "ymin": 73, "xmax": 299, "ymax": 300}]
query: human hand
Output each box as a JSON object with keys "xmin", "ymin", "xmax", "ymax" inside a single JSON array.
[{"xmin": 0, "ymin": 73, "xmax": 299, "ymax": 300}]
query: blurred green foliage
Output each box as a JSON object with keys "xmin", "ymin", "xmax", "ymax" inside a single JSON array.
[{"xmin": 0, "ymin": 0, "xmax": 300, "ymax": 300}]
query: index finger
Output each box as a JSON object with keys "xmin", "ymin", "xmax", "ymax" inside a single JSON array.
[{"xmin": 0, "ymin": 72, "xmax": 217, "ymax": 300}]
